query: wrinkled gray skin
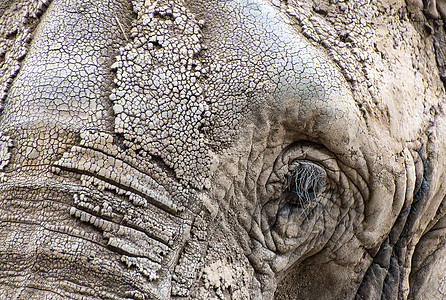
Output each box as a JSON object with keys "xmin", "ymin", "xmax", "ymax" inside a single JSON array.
[{"xmin": 1, "ymin": 0, "xmax": 446, "ymax": 299}]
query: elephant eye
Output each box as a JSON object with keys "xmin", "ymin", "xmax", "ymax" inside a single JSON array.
[{"xmin": 283, "ymin": 161, "xmax": 326, "ymax": 208}]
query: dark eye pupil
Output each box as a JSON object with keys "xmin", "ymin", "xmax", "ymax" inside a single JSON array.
[{"xmin": 285, "ymin": 161, "xmax": 326, "ymax": 202}]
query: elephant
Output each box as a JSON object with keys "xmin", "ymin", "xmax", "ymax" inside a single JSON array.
[{"xmin": 0, "ymin": 0, "xmax": 446, "ymax": 298}]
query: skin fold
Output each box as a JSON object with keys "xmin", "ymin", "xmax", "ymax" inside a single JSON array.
[{"xmin": 0, "ymin": 0, "xmax": 445, "ymax": 299}]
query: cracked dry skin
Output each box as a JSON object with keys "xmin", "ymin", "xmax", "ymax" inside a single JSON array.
[{"xmin": 0, "ymin": 0, "xmax": 446, "ymax": 299}]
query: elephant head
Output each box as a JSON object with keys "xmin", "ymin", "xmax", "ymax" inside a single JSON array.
[{"xmin": 0, "ymin": 0, "xmax": 445, "ymax": 299}]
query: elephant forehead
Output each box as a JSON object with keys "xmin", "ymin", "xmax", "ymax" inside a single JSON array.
[
  {"xmin": 111, "ymin": 0, "xmax": 363, "ymax": 187},
  {"xmin": 196, "ymin": 0, "xmax": 362, "ymax": 140},
  {"xmin": 201, "ymin": 0, "xmax": 339, "ymax": 102},
  {"xmin": 0, "ymin": 0, "xmax": 363, "ymax": 187}
]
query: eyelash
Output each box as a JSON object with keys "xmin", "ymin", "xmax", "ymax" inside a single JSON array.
[{"xmin": 283, "ymin": 160, "xmax": 327, "ymax": 208}]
